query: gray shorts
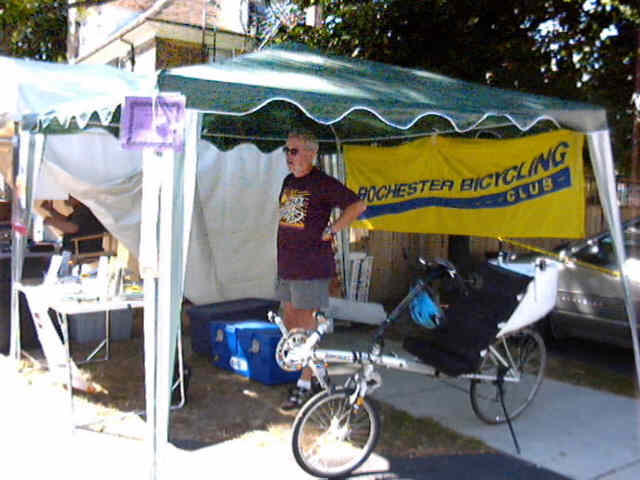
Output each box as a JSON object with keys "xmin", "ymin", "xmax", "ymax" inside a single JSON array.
[{"xmin": 275, "ymin": 278, "xmax": 330, "ymax": 310}]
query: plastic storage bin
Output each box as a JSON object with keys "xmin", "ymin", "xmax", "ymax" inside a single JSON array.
[
  {"xmin": 187, "ymin": 298, "xmax": 280, "ymax": 357},
  {"xmin": 68, "ymin": 309, "xmax": 133, "ymax": 344},
  {"xmin": 210, "ymin": 320, "xmax": 300, "ymax": 385}
]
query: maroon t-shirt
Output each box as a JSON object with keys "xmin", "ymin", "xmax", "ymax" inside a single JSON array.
[{"xmin": 277, "ymin": 168, "xmax": 360, "ymax": 280}]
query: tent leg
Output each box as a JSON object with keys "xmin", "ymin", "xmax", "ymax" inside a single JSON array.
[
  {"xmin": 141, "ymin": 147, "xmax": 189, "ymax": 478},
  {"xmin": 587, "ymin": 130, "xmax": 640, "ymax": 393},
  {"xmin": 141, "ymin": 148, "xmax": 162, "ymax": 480},
  {"xmin": 329, "ymin": 126, "xmax": 352, "ymax": 299},
  {"xmin": 141, "ymin": 108, "xmax": 196, "ymax": 480},
  {"xmin": 10, "ymin": 130, "xmax": 44, "ymax": 362},
  {"xmin": 9, "ymin": 128, "xmax": 22, "ymax": 363}
]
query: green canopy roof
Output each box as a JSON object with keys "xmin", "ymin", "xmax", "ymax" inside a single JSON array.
[{"xmin": 158, "ymin": 43, "xmax": 607, "ymax": 150}]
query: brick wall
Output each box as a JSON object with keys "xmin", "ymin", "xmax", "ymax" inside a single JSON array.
[
  {"xmin": 110, "ymin": 0, "xmax": 219, "ymax": 28},
  {"xmin": 156, "ymin": 37, "xmax": 205, "ymax": 69}
]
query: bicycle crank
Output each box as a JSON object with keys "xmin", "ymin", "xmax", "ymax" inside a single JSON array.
[{"xmin": 275, "ymin": 328, "xmax": 311, "ymax": 371}]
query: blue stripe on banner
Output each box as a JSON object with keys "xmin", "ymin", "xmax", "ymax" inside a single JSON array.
[{"xmin": 360, "ymin": 167, "xmax": 572, "ymax": 219}]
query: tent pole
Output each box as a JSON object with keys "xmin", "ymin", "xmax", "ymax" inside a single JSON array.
[
  {"xmin": 141, "ymin": 148, "xmax": 162, "ymax": 480},
  {"xmin": 587, "ymin": 131, "xmax": 640, "ymax": 392},
  {"xmin": 142, "ymin": 108, "xmax": 194, "ymax": 480},
  {"xmin": 182, "ymin": 111, "xmax": 200, "ymax": 286},
  {"xmin": 155, "ymin": 146, "xmax": 183, "ymax": 472},
  {"xmin": 329, "ymin": 126, "xmax": 351, "ymax": 299},
  {"xmin": 9, "ymin": 125, "xmax": 22, "ymax": 363},
  {"xmin": 10, "ymin": 130, "xmax": 44, "ymax": 362},
  {"xmin": 140, "ymin": 147, "xmax": 185, "ymax": 478}
]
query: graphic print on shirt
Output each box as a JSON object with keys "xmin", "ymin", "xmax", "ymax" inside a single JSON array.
[{"xmin": 279, "ymin": 188, "xmax": 311, "ymax": 229}]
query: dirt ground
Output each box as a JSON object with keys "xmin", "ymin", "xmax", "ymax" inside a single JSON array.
[
  {"xmin": 17, "ymin": 327, "xmax": 488, "ymax": 459},
  {"xmin": 55, "ymin": 335, "xmax": 299, "ymax": 446},
  {"xmin": 14, "ymin": 306, "xmax": 638, "ymax": 465}
]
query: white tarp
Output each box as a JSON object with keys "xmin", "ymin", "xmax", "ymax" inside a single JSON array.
[
  {"xmin": 40, "ymin": 131, "xmax": 288, "ymax": 305},
  {"xmin": 40, "ymin": 131, "xmax": 143, "ymax": 249},
  {"xmin": 190, "ymin": 142, "xmax": 288, "ymax": 302}
]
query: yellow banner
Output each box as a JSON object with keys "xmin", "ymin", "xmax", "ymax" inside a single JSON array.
[{"xmin": 345, "ymin": 130, "xmax": 585, "ymax": 238}]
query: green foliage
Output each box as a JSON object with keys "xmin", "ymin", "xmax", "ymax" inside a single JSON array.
[
  {"xmin": 0, "ymin": 1, "xmax": 122, "ymax": 61},
  {"xmin": 1, "ymin": 0, "xmax": 639, "ymax": 169},
  {"xmin": 282, "ymin": 0, "xmax": 640, "ymax": 171},
  {"xmin": 0, "ymin": 0, "xmax": 68, "ymax": 61}
]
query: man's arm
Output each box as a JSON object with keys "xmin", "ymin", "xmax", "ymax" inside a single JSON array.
[
  {"xmin": 322, "ymin": 200, "xmax": 366, "ymax": 241},
  {"xmin": 42, "ymin": 201, "xmax": 79, "ymax": 234}
]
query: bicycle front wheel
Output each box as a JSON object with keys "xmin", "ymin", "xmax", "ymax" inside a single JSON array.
[
  {"xmin": 470, "ymin": 328, "xmax": 546, "ymax": 424},
  {"xmin": 291, "ymin": 389, "xmax": 380, "ymax": 478}
]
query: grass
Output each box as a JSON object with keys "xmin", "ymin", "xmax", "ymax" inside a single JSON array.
[
  {"xmin": 375, "ymin": 401, "xmax": 491, "ymax": 457},
  {"xmin": 361, "ymin": 312, "xmax": 639, "ymax": 399},
  {"xmin": 545, "ymin": 350, "xmax": 638, "ymax": 398}
]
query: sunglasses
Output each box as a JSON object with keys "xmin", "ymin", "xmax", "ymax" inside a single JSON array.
[{"xmin": 283, "ymin": 146, "xmax": 300, "ymax": 156}]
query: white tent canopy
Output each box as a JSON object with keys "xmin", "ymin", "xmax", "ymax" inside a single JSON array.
[
  {"xmin": 0, "ymin": 55, "xmax": 153, "ymax": 127},
  {"xmin": 2, "ymin": 46, "xmax": 639, "ymax": 479}
]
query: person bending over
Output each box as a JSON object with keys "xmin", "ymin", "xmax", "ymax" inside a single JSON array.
[{"xmin": 42, "ymin": 196, "xmax": 105, "ymax": 254}]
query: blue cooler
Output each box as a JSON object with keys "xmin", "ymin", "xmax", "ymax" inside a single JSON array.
[
  {"xmin": 187, "ymin": 298, "xmax": 280, "ymax": 357},
  {"xmin": 210, "ymin": 322, "xmax": 232, "ymax": 371},
  {"xmin": 210, "ymin": 320, "xmax": 300, "ymax": 385}
]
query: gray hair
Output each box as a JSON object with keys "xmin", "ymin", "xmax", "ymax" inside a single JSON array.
[{"xmin": 288, "ymin": 130, "xmax": 319, "ymax": 153}]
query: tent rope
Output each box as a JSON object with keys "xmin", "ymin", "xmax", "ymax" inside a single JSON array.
[{"xmin": 497, "ymin": 237, "xmax": 620, "ymax": 278}]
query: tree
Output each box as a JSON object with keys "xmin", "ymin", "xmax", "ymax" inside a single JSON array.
[
  {"xmin": 1, "ymin": 0, "xmax": 68, "ymax": 61},
  {"xmin": 279, "ymin": 0, "xmax": 640, "ymax": 172},
  {"xmin": 0, "ymin": 0, "xmax": 119, "ymax": 61}
]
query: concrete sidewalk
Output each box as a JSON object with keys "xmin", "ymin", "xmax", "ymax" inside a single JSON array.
[
  {"xmin": 324, "ymin": 328, "xmax": 640, "ymax": 480},
  {"xmin": 0, "ymin": 356, "xmax": 564, "ymax": 480},
  {"xmin": 2, "ymin": 326, "xmax": 640, "ymax": 480},
  {"xmin": 372, "ymin": 371, "xmax": 640, "ymax": 479}
]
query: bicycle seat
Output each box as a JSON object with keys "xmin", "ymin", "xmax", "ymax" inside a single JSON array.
[{"xmin": 403, "ymin": 263, "xmax": 532, "ymax": 376}]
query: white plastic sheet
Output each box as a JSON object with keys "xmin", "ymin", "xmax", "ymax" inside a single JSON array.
[
  {"xmin": 39, "ymin": 131, "xmax": 288, "ymax": 305},
  {"xmin": 190, "ymin": 141, "xmax": 288, "ymax": 303}
]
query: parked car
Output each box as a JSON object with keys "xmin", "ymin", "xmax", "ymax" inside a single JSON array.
[{"xmin": 490, "ymin": 217, "xmax": 640, "ymax": 348}]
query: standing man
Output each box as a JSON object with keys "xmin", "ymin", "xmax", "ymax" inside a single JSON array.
[{"xmin": 276, "ymin": 130, "xmax": 366, "ymax": 412}]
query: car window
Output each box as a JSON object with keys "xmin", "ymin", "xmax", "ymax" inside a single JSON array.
[
  {"xmin": 569, "ymin": 219, "xmax": 640, "ymax": 269},
  {"xmin": 572, "ymin": 238, "xmax": 615, "ymax": 267},
  {"xmin": 624, "ymin": 224, "xmax": 640, "ymax": 261}
]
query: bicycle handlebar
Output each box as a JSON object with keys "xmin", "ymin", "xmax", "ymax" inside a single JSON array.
[{"xmin": 416, "ymin": 257, "xmax": 469, "ymax": 296}]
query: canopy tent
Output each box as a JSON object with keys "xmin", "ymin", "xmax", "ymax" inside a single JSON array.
[
  {"xmin": 0, "ymin": 54, "xmax": 153, "ymax": 358},
  {"xmin": 0, "ymin": 55, "xmax": 154, "ymax": 128},
  {"xmin": 4, "ymin": 44, "xmax": 639, "ymax": 479},
  {"xmin": 157, "ymin": 43, "xmax": 607, "ymax": 148}
]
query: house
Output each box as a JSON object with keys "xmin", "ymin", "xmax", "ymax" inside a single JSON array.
[
  {"xmin": 68, "ymin": 0, "xmax": 263, "ymax": 71},
  {"xmin": 68, "ymin": 0, "xmax": 323, "ymax": 71}
]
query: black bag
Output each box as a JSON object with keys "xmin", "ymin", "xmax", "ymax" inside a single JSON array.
[{"xmin": 403, "ymin": 263, "xmax": 531, "ymax": 376}]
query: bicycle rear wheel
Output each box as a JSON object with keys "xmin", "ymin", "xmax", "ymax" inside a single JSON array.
[
  {"xmin": 470, "ymin": 328, "xmax": 546, "ymax": 424},
  {"xmin": 291, "ymin": 389, "xmax": 380, "ymax": 478}
]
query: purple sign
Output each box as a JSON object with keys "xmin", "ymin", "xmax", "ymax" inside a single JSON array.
[{"xmin": 120, "ymin": 95, "xmax": 186, "ymax": 151}]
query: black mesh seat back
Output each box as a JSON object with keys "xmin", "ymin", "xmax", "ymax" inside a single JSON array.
[{"xmin": 404, "ymin": 263, "xmax": 531, "ymax": 375}]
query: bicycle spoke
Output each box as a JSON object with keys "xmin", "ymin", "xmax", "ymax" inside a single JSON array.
[
  {"xmin": 292, "ymin": 390, "xmax": 380, "ymax": 478},
  {"xmin": 470, "ymin": 329, "xmax": 546, "ymax": 424}
]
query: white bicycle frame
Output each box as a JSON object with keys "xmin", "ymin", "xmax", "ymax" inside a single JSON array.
[{"xmin": 270, "ymin": 258, "xmax": 558, "ymax": 397}]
